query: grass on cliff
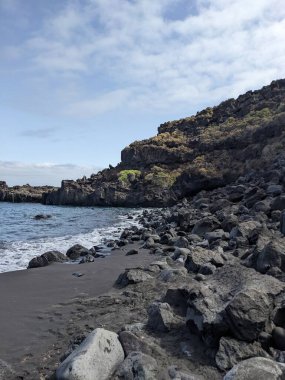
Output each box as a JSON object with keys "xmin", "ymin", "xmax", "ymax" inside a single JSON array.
[
  {"xmin": 200, "ymin": 107, "xmax": 275, "ymax": 143},
  {"xmin": 118, "ymin": 170, "xmax": 141, "ymax": 184},
  {"xmin": 144, "ymin": 166, "xmax": 180, "ymax": 187}
]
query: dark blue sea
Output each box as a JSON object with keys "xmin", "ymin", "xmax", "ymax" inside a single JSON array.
[{"xmin": 0, "ymin": 202, "xmax": 140, "ymax": 273}]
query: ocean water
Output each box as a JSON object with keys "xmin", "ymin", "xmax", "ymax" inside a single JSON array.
[{"xmin": 0, "ymin": 202, "xmax": 141, "ymax": 273}]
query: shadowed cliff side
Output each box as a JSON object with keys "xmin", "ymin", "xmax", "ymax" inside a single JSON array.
[{"xmin": 44, "ymin": 79, "xmax": 285, "ymax": 207}]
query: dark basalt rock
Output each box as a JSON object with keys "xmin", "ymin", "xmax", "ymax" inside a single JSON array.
[
  {"xmin": 185, "ymin": 264, "xmax": 284, "ymax": 346},
  {"xmin": 66, "ymin": 244, "xmax": 91, "ymax": 260},
  {"xmin": 34, "ymin": 214, "xmax": 52, "ymax": 220},
  {"xmin": 223, "ymin": 357, "xmax": 285, "ymax": 380},
  {"xmin": 215, "ymin": 336, "xmax": 269, "ymax": 371},
  {"xmin": 0, "ymin": 181, "xmax": 57, "ymax": 203},
  {"xmin": 28, "ymin": 250, "xmax": 68, "ymax": 268}
]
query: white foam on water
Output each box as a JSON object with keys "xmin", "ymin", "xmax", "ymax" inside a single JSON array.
[{"xmin": 0, "ymin": 211, "xmax": 142, "ymax": 273}]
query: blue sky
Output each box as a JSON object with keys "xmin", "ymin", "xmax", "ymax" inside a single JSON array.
[{"xmin": 1, "ymin": 0, "xmax": 285, "ymax": 186}]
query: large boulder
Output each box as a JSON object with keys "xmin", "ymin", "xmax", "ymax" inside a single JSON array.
[
  {"xmin": 215, "ymin": 337, "xmax": 269, "ymax": 371},
  {"xmin": 56, "ymin": 328, "xmax": 124, "ymax": 380},
  {"xmin": 223, "ymin": 357, "xmax": 285, "ymax": 380},
  {"xmin": 225, "ymin": 289, "xmax": 271, "ymax": 341},
  {"xmin": 186, "ymin": 264, "xmax": 284, "ymax": 346},
  {"xmin": 66, "ymin": 244, "xmax": 90, "ymax": 260},
  {"xmin": 28, "ymin": 250, "xmax": 67, "ymax": 268}
]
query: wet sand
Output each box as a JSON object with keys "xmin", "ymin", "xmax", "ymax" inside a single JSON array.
[{"xmin": 0, "ymin": 246, "xmax": 153, "ymax": 376}]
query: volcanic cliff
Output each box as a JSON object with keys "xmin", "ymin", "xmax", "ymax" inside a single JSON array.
[{"xmin": 42, "ymin": 79, "xmax": 285, "ymax": 207}]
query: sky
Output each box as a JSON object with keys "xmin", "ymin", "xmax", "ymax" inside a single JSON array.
[{"xmin": 0, "ymin": 0, "xmax": 285, "ymax": 186}]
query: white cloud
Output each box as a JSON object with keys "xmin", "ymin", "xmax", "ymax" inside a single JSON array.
[
  {"xmin": 0, "ymin": 161, "xmax": 101, "ymax": 186},
  {"xmin": 3, "ymin": 0, "xmax": 285, "ymax": 117}
]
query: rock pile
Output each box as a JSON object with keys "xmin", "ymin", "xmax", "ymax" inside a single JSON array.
[{"xmin": 53, "ymin": 150, "xmax": 285, "ymax": 379}]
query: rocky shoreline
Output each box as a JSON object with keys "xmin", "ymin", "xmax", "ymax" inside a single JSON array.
[
  {"xmin": 2, "ymin": 150, "xmax": 285, "ymax": 379},
  {"xmin": 0, "ymin": 181, "xmax": 57, "ymax": 203},
  {"xmin": 1, "ymin": 78, "xmax": 285, "ymax": 379}
]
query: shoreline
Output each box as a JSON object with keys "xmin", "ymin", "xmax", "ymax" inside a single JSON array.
[{"xmin": 0, "ymin": 244, "xmax": 154, "ymax": 378}]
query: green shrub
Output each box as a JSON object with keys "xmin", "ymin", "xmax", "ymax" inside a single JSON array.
[{"xmin": 118, "ymin": 170, "xmax": 141, "ymax": 183}]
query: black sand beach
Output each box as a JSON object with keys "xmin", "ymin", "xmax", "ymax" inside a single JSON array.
[{"xmin": 0, "ymin": 245, "xmax": 154, "ymax": 378}]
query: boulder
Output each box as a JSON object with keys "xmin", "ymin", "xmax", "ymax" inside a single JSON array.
[
  {"xmin": 271, "ymin": 195, "xmax": 285, "ymax": 211},
  {"xmin": 116, "ymin": 269, "xmax": 152, "ymax": 288},
  {"xmin": 256, "ymin": 239, "xmax": 285, "ymax": 274},
  {"xmin": 223, "ymin": 357, "xmax": 285, "ymax": 380},
  {"xmin": 114, "ymin": 351, "xmax": 158, "ymax": 380},
  {"xmin": 119, "ymin": 331, "xmax": 152, "ymax": 356},
  {"xmin": 191, "ymin": 216, "xmax": 221, "ymax": 237},
  {"xmin": 158, "ymin": 268, "xmax": 188, "ymax": 283},
  {"xmin": 173, "ymin": 236, "xmax": 189, "ymax": 248},
  {"xmin": 205, "ymin": 229, "xmax": 228, "ymax": 243},
  {"xmin": 244, "ymin": 189, "xmax": 267, "ymax": 208},
  {"xmin": 66, "ymin": 244, "xmax": 90, "ymax": 260},
  {"xmin": 221, "ymin": 214, "xmax": 239, "ymax": 232},
  {"xmin": 225, "ymin": 289, "xmax": 271, "ymax": 341},
  {"xmin": 56, "ymin": 328, "xmax": 124, "ymax": 380},
  {"xmin": 186, "ymin": 264, "xmax": 284, "ymax": 346},
  {"xmin": 229, "ymin": 221, "xmax": 262, "ymax": 244},
  {"xmin": 147, "ymin": 302, "xmax": 178, "ymax": 332},
  {"xmin": 185, "ymin": 247, "xmax": 224, "ymax": 273},
  {"xmin": 267, "ymin": 184, "xmax": 282, "ymax": 196},
  {"xmin": 215, "ymin": 337, "xmax": 269, "ymax": 371},
  {"xmin": 28, "ymin": 250, "xmax": 67, "ymax": 268}
]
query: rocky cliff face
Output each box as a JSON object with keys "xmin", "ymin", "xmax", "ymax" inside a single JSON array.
[
  {"xmin": 0, "ymin": 181, "xmax": 57, "ymax": 203},
  {"xmin": 45, "ymin": 79, "xmax": 285, "ymax": 207}
]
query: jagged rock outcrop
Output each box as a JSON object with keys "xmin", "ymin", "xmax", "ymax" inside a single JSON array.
[
  {"xmin": 43, "ymin": 79, "xmax": 285, "ymax": 207},
  {"xmin": 0, "ymin": 181, "xmax": 57, "ymax": 203}
]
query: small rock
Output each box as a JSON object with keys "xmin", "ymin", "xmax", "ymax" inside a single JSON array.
[
  {"xmin": 72, "ymin": 272, "xmax": 85, "ymax": 277},
  {"xmin": 33, "ymin": 214, "xmax": 52, "ymax": 220},
  {"xmin": 79, "ymin": 254, "xmax": 95, "ymax": 264},
  {"xmin": 126, "ymin": 249, "xmax": 139, "ymax": 256}
]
